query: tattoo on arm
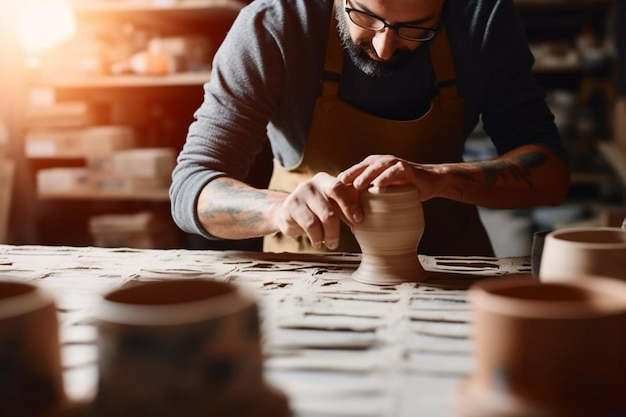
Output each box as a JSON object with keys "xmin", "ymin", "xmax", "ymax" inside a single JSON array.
[
  {"xmin": 454, "ymin": 151, "xmax": 547, "ymax": 187},
  {"xmin": 200, "ymin": 180, "xmax": 273, "ymax": 226}
]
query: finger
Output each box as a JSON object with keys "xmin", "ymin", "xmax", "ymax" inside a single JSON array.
[
  {"xmin": 304, "ymin": 198, "xmax": 341, "ymax": 249},
  {"xmin": 371, "ymin": 161, "xmax": 413, "ymax": 188},
  {"xmin": 325, "ymin": 179, "xmax": 363, "ymax": 225},
  {"xmin": 286, "ymin": 179, "xmax": 335, "ymax": 248},
  {"xmin": 339, "ymin": 155, "xmax": 387, "ymax": 186},
  {"xmin": 338, "ymin": 164, "xmax": 367, "ymax": 185},
  {"xmin": 289, "ymin": 203, "xmax": 326, "ymax": 247},
  {"xmin": 350, "ymin": 157, "xmax": 400, "ymax": 189}
]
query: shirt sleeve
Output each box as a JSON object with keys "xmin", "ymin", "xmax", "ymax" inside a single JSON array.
[
  {"xmin": 169, "ymin": 4, "xmax": 287, "ymax": 239},
  {"xmin": 476, "ymin": 0, "xmax": 568, "ymax": 162}
]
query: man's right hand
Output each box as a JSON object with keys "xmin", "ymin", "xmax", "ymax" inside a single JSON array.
[
  {"xmin": 197, "ymin": 174, "xmax": 362, "ymax": 250},
  {"xmin": 271, "ymin": 172, "xmax": 363, "ymax": 250}
]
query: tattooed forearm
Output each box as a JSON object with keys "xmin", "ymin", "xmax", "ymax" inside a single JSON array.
[
  {"xmin": 453, "ymin": 151, "xmax": 547, "ymax": 187},
  {"xmin": 200, "ymin": 179, "xmax": 273, "ymax": 226}
]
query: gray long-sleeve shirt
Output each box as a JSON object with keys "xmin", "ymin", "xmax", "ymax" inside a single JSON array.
[{"xmin": 170, "ymin": 0, "xmax": 566, "ymax": 240}]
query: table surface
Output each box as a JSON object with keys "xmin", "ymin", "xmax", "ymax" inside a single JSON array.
[{"xmin": 0, "ymin": 245, "xmax": 530, "ymax": 417}]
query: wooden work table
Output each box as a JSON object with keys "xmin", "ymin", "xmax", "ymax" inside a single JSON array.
[{"xmin": 0, "ymin": 245, "xmax": 530, "ymax": 417}]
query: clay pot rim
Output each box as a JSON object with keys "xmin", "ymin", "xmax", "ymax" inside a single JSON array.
[
  {"xmin": 0, "ymin": 281, "xmax": 54, "ymax": 319},
  {"xmin": 97, "ymin": 279, "xmax": 256, "ymax": 326},
  {"xmin": 546, "ymin": 227, "xmax": 626, "ymax": 248},
  {"xmin": 468, "ymin": 276, "xmax": 626, "ymax": 319}
]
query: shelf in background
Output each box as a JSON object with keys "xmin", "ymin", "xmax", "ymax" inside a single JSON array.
[
  {"xmin": 38, "ymin": 189, "xmax": 170, "ymax": 201},
  {"xmin": 71, "ymin": 0, "xmax": 247, "ymax": 15},
  {"xmin": 29, "ymin": 71, "xmax": 211, "ymax": 89}
]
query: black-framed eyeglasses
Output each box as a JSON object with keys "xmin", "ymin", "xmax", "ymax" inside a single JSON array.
[{"xmin": 343, "ymin": 0, "xmax": 442, "ymax": 42}]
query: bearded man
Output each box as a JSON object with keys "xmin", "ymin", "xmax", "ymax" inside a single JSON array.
[{"xmin": 170, "ymin": 0, "xmax": 570, "ymax": 256}]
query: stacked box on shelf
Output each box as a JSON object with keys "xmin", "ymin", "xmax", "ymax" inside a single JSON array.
[
  {"xmin": 90, "ymin": 174, "xmax": 172, "ymax": 194},
  {"xmin": 90, "ymin": 148, "xmax": 176, "ymax": 194},
  {"xmin": 88, "ymin": 211, "xmax": 180, "ymax": 249},
  {"xmin": 33, "ymin": 126, "xmax": 136, "ymax": 195},
  {"xmin": 36, "ymin": 168, "xmax": 92, "ymax": 195},
  {"xmin": 24, "ymin": 101, "xmax": 91, "ymax": 128},
  {"xmin": 26, "ymin": 128, "xmax": 86, "ymax": 159},
  {"xmin": 113, "ymin": 148, "xmax": 176, "ymax": 178},
  {"xmin": 26, "ymin": 125, "xmax": 135, "ymax": 159}
]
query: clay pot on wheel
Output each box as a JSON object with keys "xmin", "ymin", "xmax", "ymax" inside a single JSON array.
[{"xmin": 351, "ymin": 186, "xmax": 428, "ymax": 285}]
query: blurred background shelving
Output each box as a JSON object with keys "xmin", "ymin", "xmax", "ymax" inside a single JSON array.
[
  {"xmin": 473, "ymin": 0, "xmax": 624, "ymax": 255},
  {"xmin": 1, "ymin": 0, "xmax": 270, "ymax": 249},
  {"xmin": 1, "ymin": 0, "xmax": 626, "ymax": 253}
]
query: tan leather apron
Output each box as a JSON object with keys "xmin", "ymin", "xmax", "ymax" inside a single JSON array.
[{"xmin": 265, "ymin": 9, "xmax": 494, "ymax": 256}]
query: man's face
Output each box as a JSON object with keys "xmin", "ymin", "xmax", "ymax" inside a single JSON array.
[{"xmin": 336, "ymin": 0, "xmax": 444, "ymax": 77}]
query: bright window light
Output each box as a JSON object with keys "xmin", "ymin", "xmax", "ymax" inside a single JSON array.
[{"xmin": 16, "ymin": 0, "xmax": 76, "ymax": 53}]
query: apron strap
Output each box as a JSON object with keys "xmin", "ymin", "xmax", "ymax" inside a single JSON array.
[
  {"xmin": 321, "ymin": 3, "xmax": 344, "ymax": 98},
  {"xmin": 429, "ymin": 26, "xmax": 460, "ymax": 103}
]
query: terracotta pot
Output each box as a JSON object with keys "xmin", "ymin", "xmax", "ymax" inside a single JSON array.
[
  {"xmin": 0, "ymin": 280, "xmax": 67, "ymax": 417},
  {"xmin": 456, "ymin": 276, "xmax": 626, "ymax": 417},
  {"xmin": 92, "ymin": 279, "xmax": 291, "ymax": 417},
  {"xmin": 351, "ymin": 186, "xmax": 428, "ymax": 285},
  {"xmin": 539, "ymin": 227, "xmax": 626, "ymax": 282}
]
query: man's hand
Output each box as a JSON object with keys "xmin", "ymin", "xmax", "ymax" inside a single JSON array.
[
  {"xmin": 338, "ymin": 155, "xmax": 438, "ymax": 200},
  {"xmin": 337, "ymin": 145, "xmax": 570, "ymax": 210},
  {"xmin": 272, "ymin": 173, "xmax": 363, "ymax": 249},
  {"xmin": 199, "ymin": 145, "xmax": 568, "ymax": 245}
]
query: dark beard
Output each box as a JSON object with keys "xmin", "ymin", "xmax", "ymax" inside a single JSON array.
[{"xmin": 335, "ymin": 4, "xmax": 418, "ymax": 78}]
